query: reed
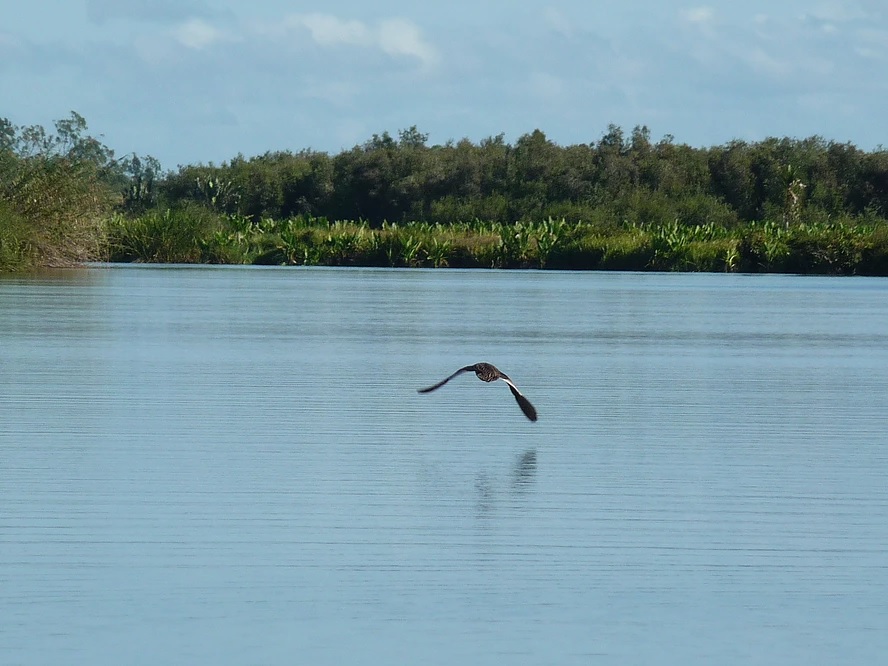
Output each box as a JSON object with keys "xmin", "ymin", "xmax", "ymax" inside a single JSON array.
[
  {"xmin": 101, "ymin": 211, "xmax": 888, "ymax": 275},
  {"xmin": 0, "ymin": 201, "xmax": 34, "ymax": 271},
  {"xmin": 106, "ymin": 205, "xmax": 218, "ymax": 263}
]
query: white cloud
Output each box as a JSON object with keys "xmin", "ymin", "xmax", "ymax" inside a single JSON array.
[
  {"xmin": 268, "ymin": 13, "xmax": 439, "ymax": 67},
  {"xmin": 743, "ymin": 47, "xmax": 793, "ymax": 78},
  {"xmin": 172, "ymin": 18, "xmax": 231, "ymax": 50},
  {"xmin": 854, "ymin": 28, "xmax": 888, "ymax": 60},
  {"xmin": 543, "ymin": 8, "xmax": 574, "ymax": 37},
  {"xmin": 802, "ymin": 2, "xmax": 884, "ymax": 36},
  {"xmin": 807, "ymin": 2, "xmax": 868, "ymax": 24},
  {"xmin": 377, "ymin": 18, "xmax": 439, "ymax": 65},
  {"xmin": 676, "ymin": 6, "xmax": 828, "ymax": 84},
  {"xmin": 291, "ymin": 13, "xmax": 369, "ymax": 47},
  {"xmin": 681, "ymin": 6, "xmax": 715, "ymax": 26}
]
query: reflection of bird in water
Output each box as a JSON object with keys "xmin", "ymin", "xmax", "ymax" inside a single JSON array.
[
  {"xmin": 418, "ymin": 362, "xmax": 538, "ymax": 421},
  {"xmin": 514, "ymin": 449, "xmax": 537, "ymax": 487}
]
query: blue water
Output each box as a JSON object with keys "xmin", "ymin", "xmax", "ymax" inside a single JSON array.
[{"xmin": 1, "ymin": 266, "xmax": 887, "ymax": 665}]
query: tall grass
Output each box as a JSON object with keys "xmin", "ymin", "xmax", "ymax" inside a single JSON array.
[
  {"xmin": 103, "ymin": 211, "xmax": 888, "ymax": 275},
  {"xmin": 0, "ymin": 200, "xmax": 34, "ymax": 270},
  {"xmin": 106, "ymin": 205, "xmax": 230, "ymax": 263},
  {"xmin": 0, "ymin": 158, "xmax": 110, "ymax": 269},
  {"xmin": 0, "ymin": 114, "xmax": 116, "ymax": 271}
]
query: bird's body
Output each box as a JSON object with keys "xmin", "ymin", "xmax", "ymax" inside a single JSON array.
[{"xmin": 418, "ymin": 362, "xmax": 538, "ymax": 421}]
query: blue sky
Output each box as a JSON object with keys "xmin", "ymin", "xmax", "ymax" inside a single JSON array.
[{"xmin": 2, "ymin": 1, "xmax": 886, "ymax": 168}]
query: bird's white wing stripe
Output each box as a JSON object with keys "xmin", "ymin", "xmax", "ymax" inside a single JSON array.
[{"xmin": 498, "ymin": 376, "xmax": 523, "ymax": 395}]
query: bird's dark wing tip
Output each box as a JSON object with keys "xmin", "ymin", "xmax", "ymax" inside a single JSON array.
[
  {"xmin": 514, "ymin": 391, "xmax": 538, "ymax": 422},
  {"xmin": 418, "ymin": 366, "xmax": 473, "ymax": 394}
]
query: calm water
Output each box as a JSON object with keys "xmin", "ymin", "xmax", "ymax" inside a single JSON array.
[{"xmin": 1, "ymin": 266, "xmax": 887, "ymax": 665}]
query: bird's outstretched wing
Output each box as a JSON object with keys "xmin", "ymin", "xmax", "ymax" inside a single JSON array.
[
  {"xmin": 501, "ymin": 379, "xmax": 538, "ymax": 422},
  {"xmin": 418, "ymin": 363, "xmax": 538, "ymax": 422},
  {"xmin": 417, "ymin": 365, "xmax": 476, "ymax": 393}
]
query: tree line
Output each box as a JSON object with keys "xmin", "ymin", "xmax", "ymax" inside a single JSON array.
[{"xmin": 154, "ymin": 124, "xmax": 888, "ymax": 229}]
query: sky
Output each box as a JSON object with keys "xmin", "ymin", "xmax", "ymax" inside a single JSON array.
[{"xmin": 2, "ymin": 0, "xmax": 886, "ymax": 168}]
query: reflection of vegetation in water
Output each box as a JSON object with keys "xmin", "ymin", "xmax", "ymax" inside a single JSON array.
[{"xmin": 3, "ymin": 113, "xmax": 888, "ymax": 274}]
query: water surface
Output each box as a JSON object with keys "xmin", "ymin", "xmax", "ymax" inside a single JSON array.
[{"xmin": 2, "ymin": 267, "xmax": 887, "ymax": 664}]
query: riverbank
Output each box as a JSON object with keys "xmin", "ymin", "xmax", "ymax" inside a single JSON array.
[{"xmin": 103, "ymin": 213, "xmax": 888, "ymax": 275}]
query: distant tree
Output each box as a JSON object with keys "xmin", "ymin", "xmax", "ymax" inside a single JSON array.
[
  {"xmin": 118, "ymin": 153, "xmax": 162, "ymax": 213},
  {"xmin": 398, "ymin": 126, "xmax": 428, "ymax": 148},
  {"xmin": 708, "ymin": 141, "xmax": 756, "ymax": 219}
]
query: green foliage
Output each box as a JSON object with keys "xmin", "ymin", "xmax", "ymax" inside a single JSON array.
[
  {"xmin": 6, "ymin": 111, "xmax": 888, "ymax": 275},
  {"xmin": 0, "ymin": 200, "xmax": 34, "ymax": 270},
  {"xmin": 106, "ymin": 205, "xmax": 219, "ymax": 263},
  {"xmin": 138, "ymin": 122, "xmax": 888, "ymax": 240},
  {"xmin": 100, "ymin": 209, "xmax": 888, "ymax": 275},
  {"xmin": 0, "ymin": 112, "xmax": 117, "ymax": 269},
  {"xmin": 427, "ymin": 236, "xmax": 452, "ymax": 268},
  {"xmin": 118, "ymin": 154, "xmax": 162, "ymax": 213},
  {"xmin": 857, "ymin": 225, "xmax": 888, "ymax": 275},
  {"xmin": 535, "ymin": 217, "xmax": 566, "ymax": 268}
]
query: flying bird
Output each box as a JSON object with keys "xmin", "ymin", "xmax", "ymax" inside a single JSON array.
[{"xmin": 418, "ymin": 362, "xmax": 538, "ymax": 422}]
